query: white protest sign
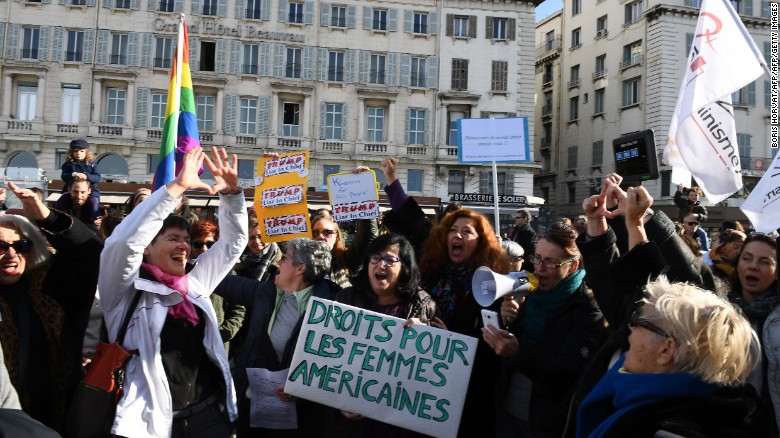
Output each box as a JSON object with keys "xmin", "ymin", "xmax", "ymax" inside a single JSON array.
[
  {"xmin": 285, "ymin": 298, "xmax": 477, "ymax": 438},
  {"xmin": 457, "ymin": 117, "xmax": 530, "ymax": 163},
  {"xmin": 326, "ymin": 171, "xmax": 380, "ymax": 222}
]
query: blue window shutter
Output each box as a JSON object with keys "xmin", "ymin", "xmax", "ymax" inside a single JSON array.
[
  {"xmin": 387, "ymin": 52, "xmax": 397, "ymax": 86},
  {"xmin": 103, "ymin": 0, "xmax": 113, "ymax": 8},
  {"xmin": 744, "ymin": 0, "xmax": 753, "ymax": 16},
  {"xmin": 235, "ymin": 0, "xmax": 244, "ymax": 18},
  {"xmin": 748, "ymin": 81, "xmax": 756, "ymax": 106},
  {"xmin": 359, "ymin": 51, "xmax": 369, "ymax": 84},
  {"xmin": 320, "ymin": 2, "xmax": 330, "ymax": 26},
  {"xmin": 83, "ymin": 29, "xmax": 95, "ymax": 64},
  {"xmin": 260, "ymin": 42, "xmax": 271, "ymax": 76},
  {"xmin": 218, "ymin": 0, "xmax": 227, "ymax": 16},
  {"xmin": 388, "ymin": 8, "xmax": 398, "ymax": 32},
  {"xmin": 304, "ymin": 1, "xmax": 314, "ymax": 24},
  {"xmin": 174, "ymin": 0, "xmax": 183, "ymax": 12},
  {"xmin": 317, "ymin": 48, "xmax": 327, "ymax": 81},
  {"xmin": 224, "ymin": 94, "xmax": 238, "ymax": 134},
  {"xmin": 345, "ymin": 49, "xmax": 356, "ymax": 83},
  {"xmin": 38, "ymin": 26, "xmax": 50, "ymax": 61},
  {"xmin": 189, "ymin": 36, "xmax": 199, "ymax": 72},
  {"xmin": 230, "ymin": 40, "xmax": 240, "ymax": 75},
  {"xmin": 400, "ymin": 53, "xmax": 411, "ymax": 87},
  {"xmin": 319, "ymin": 102, "xmax": 326, "ymax": 139},
  {"xmin": 278, "ymin": 0, "xmax": 288, "ymax": 22},
  {"xmin": 347, "ymin": 5, "xmax": 356, "ymax": 28},
  {"xmin": 130, "ymin": 0, "xmax": 139, "ymax": 10},
  {"xmin": 261, "ymin": 0, "xmax": 271, "ymax": 20},
  {"xmin": 429, "ymin": 12, "xmax": 438, "ymax": 35},
  {"xmin": 7, "ymin": 24, "xmax": 19, "ymax": 59},
  {"xmin": 52, "ymin": 27, "xmax": 63, "ymax": 62},
  {"xmin": 258, "ymin": 96, "xmax": 270, "ymax": 136},
  {"xmin": 141, "ymin": 33, "xmax": 152, "ymax": 68},
  {"xmin": 341, "ymin": 104, "xmax": 347, "ymax": 140},
  {"xmin": 303, "ymin": 45, "xmax": 314, "ymax": 80},
  {"xmin": 96, "ymin": 29, "xmax": 109, "ymax": 65},
  {"xmin": 216, "ymin": 39, "xmax": 229, "ymax": 73},
  {"xmin": 273, "ymin": 43, "xmax": 285, "ymax": 77},
  {"xmin": 192, "ymin": 0, "xmax": 201, "ymax": 15},
  {"xmin": 426, "ymin": 55, "xmax": 438, "ymax": 89},
  {"xmin": 363, "ymin": 6, "xmax": 372, "ymax": 29},
  {"xmin": 404, "ymin": 10, "xmax": 412, "ymax": 33},
  {"xmin": 127, "ymin": 32, "xmax": 138, "ymax": 66},
  {"xmin": 135, "ymin": 87, "xmax": 149, "ymax": 128}
]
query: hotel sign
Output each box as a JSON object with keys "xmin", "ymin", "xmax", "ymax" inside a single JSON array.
[{"xmin": 154, "ymin": 19, "xmax": 306, "ymax": 42}]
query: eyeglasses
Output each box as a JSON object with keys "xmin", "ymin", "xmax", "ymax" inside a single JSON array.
[
  {"xmin": 192, "ymin": 240, "xmax": 215, "ymax": 249},
  {"xmin": 629, "ymin": 306, "xmax": 673, "ymax": 340},
  {"xmin": 312, "ymin": 229, "xmax": 336, "ymax": 239},
  {"xmin": 369, "ymin": 254, "xmax": 402, "ymax": 267},
  {"xmin": 0, "ymin": 239, "xmax": 33, "ymax": 255},
  {"xmin": 512, "ymin": 256, "xmax": 524, "ymax": 262},
  {"xmin": 528, "ymin": 254, "xmax": 577, "ymax": 270},
  {"xmin": 248, "ymin": 235, "xmax": 263, "ymax": 241},
  {"xmin": 686, "ymin": 222, "xmax": 699, "ymax": 226}
]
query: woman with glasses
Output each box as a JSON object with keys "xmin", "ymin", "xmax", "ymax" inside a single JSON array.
[
  {"xmin": 483, "ymin": 220, "xmax": 606, "ymax": 438},
  {"xmin": 334, "ymin": 233, "xmax": 437, "ymax": 435},
  {"xmin": 577, "ymin": 276, "xmax": 770, "ymax": 437},
  {"xmin": 310, "ymin": 170, "xmax": 379, "ymax": 288},
  {"xmin": 0, "ymin": 182, "xmax": 102, "ymax": 432}
]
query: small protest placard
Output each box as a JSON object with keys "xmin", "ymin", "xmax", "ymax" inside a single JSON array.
[
  {"xmin": 326, "ymin": 171, "xmax": 380, "ymax": 222},
  {"xmin": 457, "ymin": 117, "xmax": 530, "ymax": 163},
  {"xmin": 254, "ymin": 152, "xmax": 311, "ymax": 243},
  {"xmin": 284, "ymin": 298, "xmax": 477, "ymax": 438}
]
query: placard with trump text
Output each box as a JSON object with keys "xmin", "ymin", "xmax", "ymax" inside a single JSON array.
[
  {"xmin": 253, "ymin": 152, "xmax": 311, "ymax": 243},
  {"xmin": 326, "ymin": 170, "xmax": 381, "ymax": 222},
  {"xmin": 284, "ymin": 298, "xmax": 477, "ymax": 438}
]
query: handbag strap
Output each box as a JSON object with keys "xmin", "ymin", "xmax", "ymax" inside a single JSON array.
[{"xmin": 115, "ymin": 291, "xmax": 142, "ymax": 346}]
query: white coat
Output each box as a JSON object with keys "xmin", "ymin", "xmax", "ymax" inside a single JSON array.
[{"xmin": 99, "ymin": 187, "xmax": 248, "ymax": 438}]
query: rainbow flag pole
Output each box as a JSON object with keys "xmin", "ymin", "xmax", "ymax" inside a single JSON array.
[{"xmin": 152, "ymin": 14, "xmax": 200, "ymax": 190}]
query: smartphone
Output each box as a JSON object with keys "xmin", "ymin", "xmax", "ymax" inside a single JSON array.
[{"xmin": 481, "ymin": 309, "xmax": 499, "ymax": 330}]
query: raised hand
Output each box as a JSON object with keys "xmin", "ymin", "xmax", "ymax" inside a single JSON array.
[
  {"xmin": 381, "ymin": 157, "xmax": 399, "ymax": 185},
  {"xmin": 204, "ymin": 147, "xmax": 241, "ymax": 195},
  {"xmin": 625, "ymin": 186, "xmax": 653, "ymax": 226},
  {"xmin": 5, "ymin": 181, "xmax": 50, "ymax": 221}
]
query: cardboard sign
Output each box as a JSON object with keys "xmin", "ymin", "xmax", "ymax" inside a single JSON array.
[
  {"xmin": 457, "ymin": 117, "xmax": 530, "ymax": 163},
  {"xmin": 254, "ymin": 152, "xmax": 311, "ymax": 243},
  {"xmin": 285, "ymin": 298, "xmax": 477, "ymax": 438},
  {"xmin": 326, "ymin": 171, "xmax": 380, "ymax": 222}
]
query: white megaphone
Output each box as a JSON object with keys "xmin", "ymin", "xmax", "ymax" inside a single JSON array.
[{"xmin": 471, "ymin": 267, "xmax": 538, "ymax": 307}]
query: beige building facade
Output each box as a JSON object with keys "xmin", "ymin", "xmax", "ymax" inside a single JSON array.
[
  {"xmin": 0, "ymin": 0, "xmax": 540, "ymax": 224},
  {"xmin": 534, "ymin": 0, "xmax": 775, "ymax": 222}
]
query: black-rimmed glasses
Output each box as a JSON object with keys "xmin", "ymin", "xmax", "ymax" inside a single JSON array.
[
  {"xmin": 629, "ymin": 306, "xmax": 673, "ymax": 340},
  {"xmin": 369, "ymin": 254, "xmax": 402, "ymax": 267}
]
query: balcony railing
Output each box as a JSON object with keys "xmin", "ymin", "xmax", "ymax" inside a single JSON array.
[
  {"xmin": 285, "ymin": 63, "xmax": 302, "ymax": 78},
  {"xmin": 541, "ymin": 137, "xmax": 551, "ymax": 149},
  {"xmin": 542, "ymin": 74, "xmax": 553, "ymax": 85},
  {"xmin": 279, "ymin": 138, "xmax": 302, "ymax": 148},
  {"xmin": 567, "ymin": 78, "xmax": 581, "ymax": 88},
  {"xmin": 243, "ymin": 64, "xmax": 258, "ymax": 74},
  {"xmin": 57, "ymin": 123, "xmax": 79, "ymax": 133},
  {"xmin": 594, "ymin": 29, "xmax": 608, "ymax": 40},
  {"xmin": 621, "ymin": 54, "xmax": 643, "ymax": 70},
  {"xmin": 330, "ymin": 17, "xmax": 346, "ymax": 27},
  {"xmin": 364, "ymin": 143, "xmax": 387, "ymax": 153},
  {"xmin": 20, "ymin": 49, "xmax": 38, "ymax": 59},
  {"xmin": 536, "ymin": 35, "xmax": 561, "ymax": 59},
  {"xmin": 407, "ymin": 146, "xmax": 426, "ymax": 156},
  {"xmin": 200, "ymin": 132, "xmax": 214, "ymax": 143},
  {"xmin": 623, "ymin": 16, "xmax": 643, "ymax": 28},
  {"xmin": 542, "ymin": 104, "xmax": 553, "ymax": 117},
  {"xmin": 236, "ymin": 136, "xmax": 256, "ymax": 145},
  {"xmin": 8, "ymin": 121, "xmax": 32, "ymax": 131},
  {"xmin": 147, "ymin": 129, "xmax": 162, "ymax": 139},
  {"xmin": 328, "ymin": 67, "xmax": 344, "ymax": 82},
  {"xmin": 99, "ymin": 125, "xmax": 123, "ymax": 135},
  {"xmin": 592, "ymin": 69, "xmax": 607, "ymax": 80},
  {"xmin": 320, "ymin": 141, "xmax": 344, "ymax": 152},
  {"xmin": 110, "ymin": 54, "xmax": 127, "ymax": 65},
  {"xmin": 66, "ymin": 51, "xmax": 82, "ymax": 62},
  {"xmin": 370, "ymin": 69, "xmax": 385, "ymax": 84}
]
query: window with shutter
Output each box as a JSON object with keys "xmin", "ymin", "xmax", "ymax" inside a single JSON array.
[
  {"xmin": 451, "ymin": 59, "xmax": 468, "ymax": 90},
  {"xmin": 491, "ymin": 61, "xmax": 507, "ymax": 92}
]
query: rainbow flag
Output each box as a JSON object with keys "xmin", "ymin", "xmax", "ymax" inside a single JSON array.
[{"xmin": 152, "ymin": 16, "xmax": 200, "ymax": 190}]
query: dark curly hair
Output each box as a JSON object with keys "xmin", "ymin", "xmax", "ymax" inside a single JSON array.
[
  {"xmin": 419, "ymin": 208, "xmax": 510, "ymax": 277},
  {"xmin": 540, "ymin": 219, "xmax": 580, "ymax": 259},
  {"xmin": 352, "ymin": 233, "xmax": 421, "ymax": 304}
]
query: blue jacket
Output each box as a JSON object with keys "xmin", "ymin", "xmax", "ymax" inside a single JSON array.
[{"xmin": 61, "ymin": 161, "xmax": 101, "ymax": 197}]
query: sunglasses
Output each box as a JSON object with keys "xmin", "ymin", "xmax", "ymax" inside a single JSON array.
[
  {"xmin": 192, "ymin": 240, "xmax": 215, "ymax": 249},
  {"xmin": 686, "ymin": 222, "xmax": 699, "ymax": 226},
  {"xmin": 312, "ymin": 229, "xmax": 336, "ymax": 239},
  {"xmin": 629, "ymin": 306, "xmax": 673, "ymax": 340},
  {"xmin": 0, "ymin": 239, "xmax": 33, "ymax": 255}
]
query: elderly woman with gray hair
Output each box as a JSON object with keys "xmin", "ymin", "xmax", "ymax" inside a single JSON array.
[
  {"xmin": 0, "ymin": 182, "xmax": 102, "ymax": 432},
  {"xmin": 214, "ymin": 237, "xmax": 339, "ymax": 436},
  {"xmin": 576, "ymin": 276, "xmax": 770, "ymax": 437}
]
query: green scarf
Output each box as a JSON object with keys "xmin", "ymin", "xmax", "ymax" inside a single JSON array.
[{"xmin": 521, "ymin": 268, "xmax": 586, "ymax": 346}]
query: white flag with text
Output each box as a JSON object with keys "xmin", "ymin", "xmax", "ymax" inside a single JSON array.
[
  {"xmin": 741, "ymin": 150, "xmax": 780, "ymax": 233},
  {"xmin": 662, "ymin": 0, "xmax": 766, "ymax": 203}
]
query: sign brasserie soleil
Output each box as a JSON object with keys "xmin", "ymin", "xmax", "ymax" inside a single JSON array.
[{"xmin": 450, "ymin": 193, "xmax": 528, "ymax": 205}]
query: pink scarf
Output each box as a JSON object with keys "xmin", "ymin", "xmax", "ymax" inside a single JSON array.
[{"xmin": 141, "ymin": 262, "xmax": 200, "ymax": 326}]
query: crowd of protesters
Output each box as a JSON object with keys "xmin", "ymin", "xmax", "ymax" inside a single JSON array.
[{"xmin": 0, "ymin": 149, "xmax": 777, "ymax": 438}]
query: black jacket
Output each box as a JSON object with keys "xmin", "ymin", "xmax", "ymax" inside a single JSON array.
[
  {"xmin": 510, "ymin": 224, "xmax": 538, "ymax": 272},
  {"xmin": 504, "ymin": 281, "xmax": 607, "ymax": 434}
]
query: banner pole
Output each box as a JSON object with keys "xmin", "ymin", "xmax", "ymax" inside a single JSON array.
[{"xmin": 492, "ymin": 160, "xmax": 500, "ymax": 236}]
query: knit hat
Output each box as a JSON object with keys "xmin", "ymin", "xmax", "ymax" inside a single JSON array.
[{"xmin": 70, "ymin": 138, "xmax": 89, "ymax": 149}]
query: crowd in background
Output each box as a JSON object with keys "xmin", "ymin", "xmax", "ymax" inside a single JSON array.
[{"xmin": 0, "ymin": 148, "xmax": 776, "ymax": 438}]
